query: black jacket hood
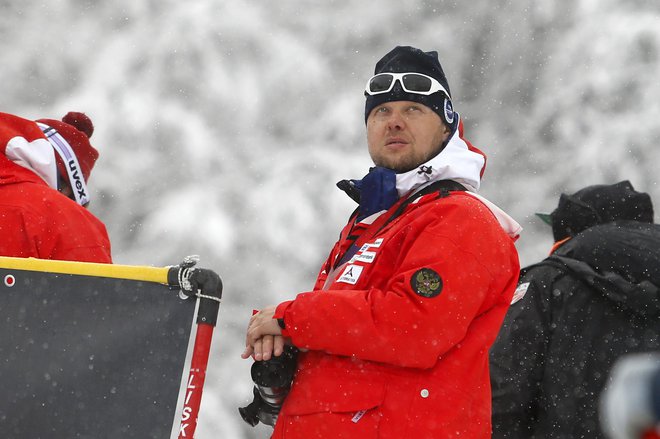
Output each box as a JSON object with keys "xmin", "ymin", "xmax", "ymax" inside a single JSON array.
[{"xmin": 539, "ymin": 221, "xmax": 660, "ymax": 318}]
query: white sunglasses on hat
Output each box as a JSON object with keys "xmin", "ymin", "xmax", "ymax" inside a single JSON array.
[{"xmin": 365, "ymin": 72, "xmax": 450, "ymax": 97}]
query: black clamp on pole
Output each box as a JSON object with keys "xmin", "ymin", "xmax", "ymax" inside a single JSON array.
[{"xmin": 167, "ymin": 256, "xmax": 223, "ymax": 326}]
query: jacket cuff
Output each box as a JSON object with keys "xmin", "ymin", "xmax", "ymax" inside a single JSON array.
[{"xmin": 274, "ymin": 300, "xmax": 295, "ymax": 338}]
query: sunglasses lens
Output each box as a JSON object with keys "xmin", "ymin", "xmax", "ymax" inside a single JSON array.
[
  {"xmin": 402, "ymin": 74, "xmax": 432, "ymax": 92},
  {"xmin": 368, "ymin": 74, "xmax": 394, "ymax": 93}
]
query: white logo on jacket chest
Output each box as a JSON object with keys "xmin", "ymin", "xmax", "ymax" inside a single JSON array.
[
  {"xmin": 354, "ymin": 250, "xmax": 376, "ymax": 263},
  {"xmin": 349, "ymin": 238, "xmax": 383, "ymax": 264},
  {"xmin": 337, "ymin": 265, "xmax": 363, "ymax": 285}
]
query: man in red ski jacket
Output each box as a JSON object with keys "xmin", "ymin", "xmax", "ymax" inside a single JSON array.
[
  {"xmin": 242, "ymin": 46, "xmax": 521, "ymax": 438},
  {"xmin": 0, "ymin": 111, "xmax": 112, "ymax": 263}
]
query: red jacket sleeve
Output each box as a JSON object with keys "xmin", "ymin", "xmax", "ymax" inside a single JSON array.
[{"xmin": 276, "ymin": 196, "xmax": 518, "ymax": 369}]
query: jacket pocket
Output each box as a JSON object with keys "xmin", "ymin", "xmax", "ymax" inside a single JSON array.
[
  {"xmin": 276, "ymin": 356, "xmax": 387, "ymax": 438},
  {"xmin": 280, "ymin": 408, "xmax": 382, "ymax": 439},
  {"xmin": 279, "ymin": 379, "xmax": 385, "ymax": 439},
  {"xmin": 282, "ymin": 376, "xmax": 386, "ymax": 415}
]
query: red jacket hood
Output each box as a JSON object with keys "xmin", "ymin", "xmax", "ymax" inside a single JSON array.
[
  {"xmin": 0, "ymin": 112, "xmax": 58, "ymax": 189},
  {"xmin": 0, "ymin": 153, "xmax": 48, "ymax": 187}
]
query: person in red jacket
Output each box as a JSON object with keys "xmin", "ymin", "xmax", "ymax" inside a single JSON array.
[
  {"xmin": 0, "ymin": 111, "xmax": 112, "ymax": 263},
  {"xmin": 242, "ymin": 46, "xmax": 521, "ymax": 438}
]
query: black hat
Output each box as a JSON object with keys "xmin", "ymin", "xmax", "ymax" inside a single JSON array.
[
  {"xmin": 364, "ymin": 46, "xmax": 455, "ymax": 128},
  {"xmin": 537, "ymin": 180, "xmax": 654, "ymax": 241}
]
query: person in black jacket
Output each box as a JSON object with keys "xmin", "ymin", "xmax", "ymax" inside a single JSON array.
[{"xmin": 490, "ymin": 180, "xmax": 660, "ymax": 439}]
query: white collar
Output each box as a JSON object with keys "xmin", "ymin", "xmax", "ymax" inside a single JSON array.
[
  {"xmin": 393, "ymin": 122, "xmax": 521, "ymax": 239},
  {"xmin": 395, "ymin": 120, "xmax": 485, "ymax": 198}
]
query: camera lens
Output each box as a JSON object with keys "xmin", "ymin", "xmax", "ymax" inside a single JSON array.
[{"xmin": 250, "ymin": 345, "xmax": 298, "ymax": 388}]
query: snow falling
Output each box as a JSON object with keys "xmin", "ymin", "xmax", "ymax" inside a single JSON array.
[{"xmin": 2, "ymin": 1, "xmax": 660, "ymax": 437}]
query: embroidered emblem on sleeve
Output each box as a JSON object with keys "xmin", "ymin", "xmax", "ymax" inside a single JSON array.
[{"xmin": 410, "ymin": 268, "xmax": 443, "ymax": 298}]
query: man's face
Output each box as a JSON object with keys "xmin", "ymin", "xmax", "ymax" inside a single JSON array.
[{"xmin": 366, "ymin": 100, "xmax": 450, "ymax": 173}]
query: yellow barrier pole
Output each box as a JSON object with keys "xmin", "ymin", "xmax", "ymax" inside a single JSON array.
[{"xmin": 0, "ymin": 256, "xmax": 170, "ymax": 284}]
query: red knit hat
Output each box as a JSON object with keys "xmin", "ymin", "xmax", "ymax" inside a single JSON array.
[{"xmin": 36, "ymin": 112, "xmax": 99, "ymax": 184}]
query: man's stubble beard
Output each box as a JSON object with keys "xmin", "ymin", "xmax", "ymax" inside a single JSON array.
[{"xmin": 372, "ymin": 141, "xmax": 446, "ymax": 174}]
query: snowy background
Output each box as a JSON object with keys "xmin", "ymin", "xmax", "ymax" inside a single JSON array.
[{"xmin": 2, "ymin": 0, "xmax": 660, "ymax": 437}]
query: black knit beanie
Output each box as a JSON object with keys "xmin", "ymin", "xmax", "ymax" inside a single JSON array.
[
  {"xmin": 540, "ymin": 180, "xmax": 654, "ymax": 241},
  {"xmin": 364, "ymin": 46, "xmax": 455, "ymax": 129}
]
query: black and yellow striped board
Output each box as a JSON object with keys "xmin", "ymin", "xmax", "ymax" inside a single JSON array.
[{"xmin": 0, "ymin": 256, "xmax": 196, "ymax": 438}]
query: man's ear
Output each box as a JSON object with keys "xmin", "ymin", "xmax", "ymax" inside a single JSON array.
[{"xmin": 441, "ymin": 122, "xmax": 451, "ymax": 137}]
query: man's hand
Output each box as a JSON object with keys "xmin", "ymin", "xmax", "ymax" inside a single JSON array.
[{"xmin": 241, "ymin": 305, "xmax": 285, "ymax": 361}]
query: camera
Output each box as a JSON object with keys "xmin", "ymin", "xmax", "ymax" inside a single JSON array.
[{"xmin": 238, "ymin": 345, "xmax": 299, "ymax": 427}]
